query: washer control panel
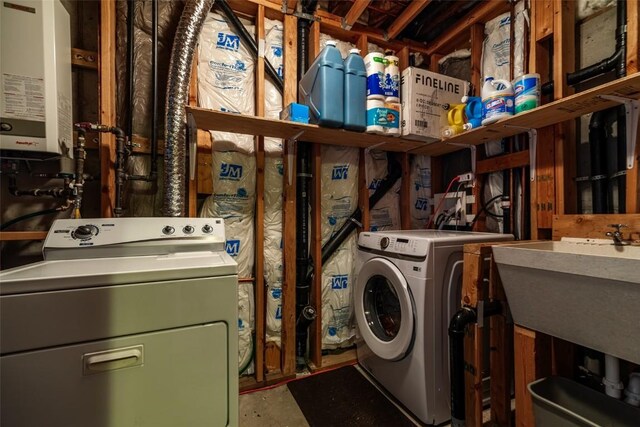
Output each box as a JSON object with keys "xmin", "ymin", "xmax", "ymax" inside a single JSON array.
[
  {"xmin": 358, "ymin": 233, "xmax": 429, "ymax": 257},
  {"xmin": 45, "ymin": 217, "xmax": 226, "ymax": 251}
]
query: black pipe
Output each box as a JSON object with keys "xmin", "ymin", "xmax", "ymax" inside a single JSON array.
[
  {"xmin": 150, "ymin": 0, "xmax": 159, "ymax": 180},
  {"xmin": 216, "ymin": 0, "xmax": 284, "ymax": 94},
  {"xmin": 0, "ymin": 206, "xmax": 69, "ymax": 231},
  {"xmin": 616, "ymin": 106, "xmax": 627, "ymax": 213},
  {"xmin": 295, "ymin": 0, "xmax": 317, "ymax": 366},
  {"xmin": 449, "ymin": 302, "xmax": 502, "ymax": 427},
  {"xmin": 589, "ymin": 110, "xmax": 609, "ymax": 213}
]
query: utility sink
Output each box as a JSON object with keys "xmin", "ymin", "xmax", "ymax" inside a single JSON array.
[{"xmin": 493, "ymin": 239, "xmax": 640, "ymax": 364}]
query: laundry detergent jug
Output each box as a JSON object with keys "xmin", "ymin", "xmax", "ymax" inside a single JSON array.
[
  {"xmin": 299, "ymin": 40, "xmax": 344, "ymax": 128},
  {"xmin": 343, "ymin": 49, "xmax": 367, "ymax": 132},
  {"xmin": 441, "ymin": 104, "xmax": 466, "ymax": 138},
  {"xmin": 462, "ymin": 96, "xmax": 483, "ymax": 129},
  {"xmin": 481, "ymin": 77, "xmax": 514, "ymax": 126}
]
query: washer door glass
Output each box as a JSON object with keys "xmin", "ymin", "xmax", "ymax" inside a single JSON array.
[{"xmin": 355, "ymin": 257, "xmax": 414, "ymax": 361}]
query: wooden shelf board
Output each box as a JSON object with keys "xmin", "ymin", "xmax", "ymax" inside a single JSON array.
[
  {"xmin": 412, "ymin": 73, "xmax": 640, "ymax": 156},
  {"xmin": 187, "ymin": 107, "xmax": 425, "ymax": 153},
  {"xmin": 0, "ymin": 231, "xmax": 48, "ymax": 241}
]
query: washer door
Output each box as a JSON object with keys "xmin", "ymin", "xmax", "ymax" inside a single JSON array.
[{"xmin": 355, "ymin": 257, "xmax": 414, "ymax": 361}]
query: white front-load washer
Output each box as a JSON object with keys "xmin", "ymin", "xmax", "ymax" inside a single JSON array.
[
  {"xmin": 0, "ymin": 217, "xmax": 238, "ymax": 427},
  {"xmin": 355, "ymin": 230, "xmax": 512, "ymax": 425}
]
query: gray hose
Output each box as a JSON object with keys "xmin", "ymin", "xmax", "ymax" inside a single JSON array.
[{"xmin": 163, "ymin": 0, "xmax": 215, "ymax": 216}]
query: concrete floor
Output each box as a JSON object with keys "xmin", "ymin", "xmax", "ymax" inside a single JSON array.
[{"xmin": 239, "ymin": 366, "xmax": 493, "ymax": 427}]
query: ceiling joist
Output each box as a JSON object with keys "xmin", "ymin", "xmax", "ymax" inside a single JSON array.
[
  {"xmin": 342, "ymin": 0, "xmax": 372, "ymax": 29},
  {"xmin": 386, "ymin": 0, "xmax": 431, "ymax": 40}
]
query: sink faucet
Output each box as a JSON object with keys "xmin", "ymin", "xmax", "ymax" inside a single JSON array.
[{"xmin": 606, "ymin": 224, "xmax": 628, "ymax": 246}]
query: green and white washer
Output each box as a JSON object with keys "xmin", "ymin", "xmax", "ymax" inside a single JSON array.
[{"xmin": 0, "ymin": 217, "xmax": 238, "ymax": 427}]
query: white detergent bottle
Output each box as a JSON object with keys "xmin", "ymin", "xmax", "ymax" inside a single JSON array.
[{"xmin": 481, "ymin": 77, "xmax": 514, "ymax": 126}]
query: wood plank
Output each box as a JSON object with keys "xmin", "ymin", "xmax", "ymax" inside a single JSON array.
[
  {"xmin": 308, "ymin": 348, "xmax": 357, "ymax": 372},
  {"xmin": 470, "ymin": 24, "xmax": 483, "ymax": 95},
  {"xmin": 429, "ymin": 54, "xmax": 443, "ymax": 73},
  {"xmin": 410, "ymin": 73, "xmax": 640, "ymax": 156},
  {"xmin": 187, "ymin": 107, "xmax": 425, "ymax": 153},
  {"xmin": 489, "ymin": 254, "xmax": 512, "ymax": 427},
  {"xmin": 286, "ymin": 0, "xmax": 298, "ymax": 13},
  {"xmin": 476, "ymin": 150, "xmax": 529, "ymax": 175},
  {"xmin": 461, "ymin": 244, "xmax": 486, "ymax": 308},
  {"xmin": 197, "ymin": 149, "xmax": 213, "ymax": 194},
  {"xmin": 535, "ymin": 126, "xmax": 555, "ymax": 230},
  {"xmin": 99, "ymin": 0, "xmax": 117, "ymax": 218},
  {"xmin": 0, "ymin": 231, "xmax": 48, "ymax": 241},
  {"xmin": 627, "ymin": 0, "xmax": 640, "ymax": 212},
  {"xmin": 71, "ymin": 48, "xmax": 98, "ymax": 70},
  {"xmin": 254, "ymin": 4, "xmax": 266, "ymax": 383},
  {"xmin": 426, "ymin": 0, "xmax": 510, "ymax": 56},
  {"xmin": 343, "ymin": 0, "xmax": 371, "ymax": 29},
  {"xmin": 310, "ymin": 143, "xmax": 323, "ymax": 367},
  {"xmin": 534, "ymin": 0, "xmax": 554, "ymax": 42},
  {"xmin": 464, "ymin": 324, "xmax": 483, "ymax": 427},
  {"xmin": 553, "ymin": 0, "xmax": 576, "ymax": 216},
  {"xmin": 552, "ymin": 214, "xmax": 640, "ymax": 240},
  {"xmin": 358, "ymin": 149, "xmax": 370, "ymax": 231},
  {"xmin": 514, "ymin": 326, "xmax": 551, "ymax": 427},
  {"xmin": 400, "ymin": 153, "xmax": 411, "ymax": 229},
  {"xmin": 386, "ymin": 0, "xmax": 431, "ymax": 40},
  {"xmin": 265, "ymin": 342, "xmax": 281, "ymax": 373},
  {"xmin": 281, "ymin": 14, "xmax": 297, "ymax": 376},
  {"xmin": 309, "ymin": 20, "xmax": 321, "ymax": 61}
]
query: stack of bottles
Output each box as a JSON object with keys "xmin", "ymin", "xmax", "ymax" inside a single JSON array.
[
  {"xmin": 441, "ymin": 96, "xmax": 482, "ymax": 138},
  {"xmin": 298, "ymin": 42, "xmax": 367, "ymax": 132},
  {"xmin": 364, "ymin": 52, "xmax": 401, "ymax": 136}
]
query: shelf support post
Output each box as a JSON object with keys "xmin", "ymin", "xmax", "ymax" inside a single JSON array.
[{"xmin": 599, "ymin": 95, "xmax": 640, "ymax": 170}]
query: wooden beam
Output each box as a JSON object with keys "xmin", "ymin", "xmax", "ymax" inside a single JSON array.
[
  {"xmin": 357, "ymin": 35, "xmax": 370, "ymax": 232},
  {"xmin": 534, "ymin": 0, "xmax": 554, "ymax": 42},
  {"xmin": 627, "ymin": 0, "xmax": 640, "ymax": 212},
  {"xmin": 71, "ymin": 48, "xmax": 98, "ymax": 70},
  {"xmin": 343, "ymin": 0, "xmax": 371, "ymax": 29},
  {"xmin": 397, "ymin": 47, "xmax": 411, "ymax": 230},
  {"xmin": 514, "ymin": 326, "xmax": 551, "ymax": 427},
  {"xmin": 476, "ymin": 150, "xmax": 530, "ymax": 175},
  {"xmin": 552, "ymin": 214, "xmax": 640, "ymax": 240},
  {"xmin": 281, "ymin": 14, "xmax": 298, "ymax": 376},
  {"xmin": 426, "ymin": 0, "xmax": 510, "ymax": 55},
  {"xmin": 470, "ymin": 24, "xmax": 483, "ymax": 94},
  {"xmin": 386, "ymin": 0, "xmax": 431, "ymax": 40},
  {"xmin": 254, "ymin": 4, "xmax": 266, "ymax": 383},
  {"xmin": 286, "ymin": 0, "xmax": 298, "ymax": 13},
  {"xmin": 0, "ymin": 231, "xmax": 48, "ymax": 241},
  {"xmin": 99, "ymin": 0, "xmax": 116, "ymax": 218}
]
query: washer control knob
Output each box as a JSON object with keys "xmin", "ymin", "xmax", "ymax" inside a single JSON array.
[
  {"xmin": 380, "ymin": 237, "xmax": 390, "ymax": 249},
  {"xmin": 162, "ymin": 226, "xmax": 175, "ymax": 235},
  {"xmin": 183, "ymin": 225, "xmax": 194, "ymax": 234},
  {"xmin": 72, "ymin": 225, "xmax": 96, "ymax": 240},
  {"xmin": 202, "ymin": 224, "xmax": 213, "ymax": 234}
]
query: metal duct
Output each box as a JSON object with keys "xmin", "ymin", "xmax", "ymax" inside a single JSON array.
[{"xmin": 163, "ymin": 0, "xmax": 215, "ymax": 216}]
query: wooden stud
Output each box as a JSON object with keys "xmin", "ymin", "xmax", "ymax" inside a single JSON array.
[
  {"xmin": 286, "ymin": 0, "xmax": 298, "ymax": 13},
  {"xmin": 99, "ymin": 0, "xmax": 116, "ymax": 218},
  {"xmin": 534, "ymin": 0, "xmax": 554, "ymax": 42},
  {"xmin": 309, "ymin": 25, "xmax": 323, "ymax": 369},
  {"xmin": 428, "ymin": 54, "xmax": 442, "ymax": 73},
  {"xmin": 477, "ymin": 150, "xmax": 530, "ymax": 175},
  {"xmin": 343, "ymin": 0, "xmax": 371, "ymax": 29},
  {"xmin": 553, "ymin": 0, "xmax": 576, "ymax": 216},
  {"xmin": 470, "ymin": 24, "xmax": 484, "ymax": 94},
  {"xmin": 281, "ymin": 14, "xmax": 297, "ymax": 375},
  {"xmin": 188, "ymin": 49, "xmax": 199, "ymax": 217},
  {"xmin": 386, "ymin": 0, "xmax": 431, "ymax": 40},
  {"xmin": 514, "ymin": 326, "xmax": 551, "ymax": 427},
  {"xmin": 552, "ymin": 214, "xmax": 640, "ymax": 240},
  {"xmin": 357, "ymin": 35, "xmax": 370, "ymax": 232},
  {"xmin": 627, "ymin": 0, "xmax": 640, "ymax": 213},
  {"xmin": 464, "ymin": 324, "xmax": 483, "ymax": 427},
  {"xmin": 398, "ymin": 47, "xmax": 411, "ymax": 229},
  {"xmin": 0, "ymin": 231, "xmax": 48, "ymax": 241},
  {"xmin": 254, "ymin": 4, "xmax": 266, "ymax": 383}
]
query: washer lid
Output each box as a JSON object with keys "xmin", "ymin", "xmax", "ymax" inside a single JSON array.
[{"xmin": 355, "ymin": 257, "xmax": 414, "ymax": 361}]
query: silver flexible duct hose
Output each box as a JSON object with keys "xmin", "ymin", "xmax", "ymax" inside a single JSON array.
[{"xmin": 164, "ymin": 0, "xmax": 214, "ymax": 216}]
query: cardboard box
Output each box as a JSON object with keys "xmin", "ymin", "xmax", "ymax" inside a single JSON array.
[{"xmin": 401, "ymin": 68, "xmax": 469, "ymax": 142}]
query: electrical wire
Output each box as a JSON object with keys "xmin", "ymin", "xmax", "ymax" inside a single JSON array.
[
  {"xmin": 0, "ymin": 207, "xmax": 66, "ymax": 231},
  {"xmin": 427, "ymin": 176, "xmax": 460, "ymax": 229},
  {"xmin": 469, "ymin": 193, "xmax": 503, "ymax": 230}
]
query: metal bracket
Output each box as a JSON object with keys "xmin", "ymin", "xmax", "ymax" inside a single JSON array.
[
  {"xmin": 187, "ymin": 113, "xmax": 197, "ymax": 181},
  {"xmin": 503, "ymin": 125, "xmax": 537, "ymax": 181},
  {"xmin": 447, "ymin": 142, "xmax": 477, "ymax": 187},
  {"xmin": 286, "ymin": 130, "xmax": 304, "ymax": 186},
  {"xmin": 599, "ymin": 95, "xmax": 639, "ymax": 170}
]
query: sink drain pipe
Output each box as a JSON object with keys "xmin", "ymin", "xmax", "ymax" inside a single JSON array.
[{"xmin": 449, "ymin": 301, "xmax": 503, "ymax": 427}]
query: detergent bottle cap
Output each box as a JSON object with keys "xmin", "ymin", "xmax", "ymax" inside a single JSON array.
[
  {"xmin": 326, "ymin": 40, "xmax": 337, "ymax": 47},
  {"xmin": 484, "ymin": 76, "xmax": 494, "ymax": 82},
  {"xmin": 349, "ymin": 48, "xmax": 361, "ymax": 55}
]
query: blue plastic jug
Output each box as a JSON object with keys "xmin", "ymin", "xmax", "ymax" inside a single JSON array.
[
  {"xmin": 299, "ymin": 40, "xmax": 344, "ymax": 128},
  {"xmin": 343, "ymin": 49, "xmax": 366, "ymax": 132}
]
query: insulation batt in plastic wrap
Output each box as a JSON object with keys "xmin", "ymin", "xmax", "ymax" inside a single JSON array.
[
  {"xmin": 208, "ymin": 150, "xmax": 256, "ymax": 217},
  {"xmin": 197, "ymin": 13, "xmax": 255, "ymax": 154},
  {"xmin": 365, "ymin": 150, "xmax": 400, "ymax": 231},
  {"xmin": 481, "ymin": 12, "xmax": 511, "ymax": 82},
  {"xmin": 238, "ymin": 281, "xmax": 255, "ymax": 374},
  {"xmin": 321, "ymin": 146, "xmax": 359, "ymax": 243},
  {"xmin": 577, "ymin": 0, "xmax": 615, "ymax": 21},
  {"xmin": 322, "ymin": 233, "xmax": 357, "ymax": 349},
  {"xmin": 266, "ymin": 284, "xmax": 283, "ymax": 346},
  {"xmin": 410, "ymin": 155, "xmax": 432, "ymax": 229},
  {"xmin": 264, "ymin": 18, "xmax": 284, "ymax": 155}
]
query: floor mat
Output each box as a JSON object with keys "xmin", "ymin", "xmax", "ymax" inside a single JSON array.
[{"xmin": 287, "ymin": 365, "xmax": 416, "ymax": 427}]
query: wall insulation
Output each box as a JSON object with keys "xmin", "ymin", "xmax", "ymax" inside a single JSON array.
[
  {"xmin": 321, "ymin": 146, "xmax": 359, "ymax": 348},
  {"xmin": 366, "ymin": 150, "xmax": 400, "ymax": 231}
]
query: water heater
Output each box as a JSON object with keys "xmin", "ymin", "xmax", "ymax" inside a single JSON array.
[{"xmin": 0, "ymin": 0, "xmax": 72, "ymax": 160}]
